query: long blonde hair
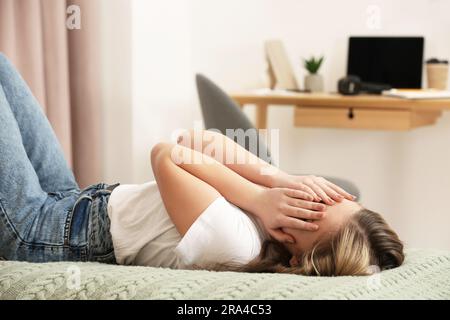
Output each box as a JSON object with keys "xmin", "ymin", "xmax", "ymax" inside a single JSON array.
[{"xmin": 211, "ymin": 209, "xmax": 404, "ymax": 276}]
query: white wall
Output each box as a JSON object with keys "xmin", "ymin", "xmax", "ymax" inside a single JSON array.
[
  {"xmin": 128, "ymin": 0, "xmax": 450, "ymax": 250},
  {"xmin": 100, "ymin": 0, "xmax": 133, "ymax": 184},
  {"xmin": 132, "ymin": 0, "xmax": 201, "ymax": 183}
]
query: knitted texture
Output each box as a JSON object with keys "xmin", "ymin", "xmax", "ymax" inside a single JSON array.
[{"xmin": 0, "ymin": 249, "xmax": 449, "ymax": 299}]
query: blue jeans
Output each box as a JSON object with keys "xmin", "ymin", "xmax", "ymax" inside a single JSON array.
[{"xmin": 0, "ymin": 53, "xmax": 117, "ymax": 263}]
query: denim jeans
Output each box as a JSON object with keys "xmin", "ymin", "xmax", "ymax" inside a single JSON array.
[{"xmin": 0, "ymin": 53, "xmax": 117, "ymax": 263}]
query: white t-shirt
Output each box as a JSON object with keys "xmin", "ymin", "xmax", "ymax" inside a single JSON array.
[{"xmin": 107, "ymin": 181, "xmax": 268, "ymax": 269}]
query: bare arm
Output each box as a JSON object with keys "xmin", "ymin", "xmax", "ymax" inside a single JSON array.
[
  {"xmin": 151, "ymin": 142, "xmax": 222, "ymax": 236},
  {"xmin": 177, "ymin": 129, "xmax": 355, "ymax": 204},
  {"xmin": 152, "ymin": 142, "xmax": 325, "ymax": 243},
  {"xmin": 177, "ymin": 129, "xmax": 281, "ymax": 189}
]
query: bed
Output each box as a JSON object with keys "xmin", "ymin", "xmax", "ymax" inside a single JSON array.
[{"xmin": 0, "ymin": 249, "xmax": 449, "ymax": 299}]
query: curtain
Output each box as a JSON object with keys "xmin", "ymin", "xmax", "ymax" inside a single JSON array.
[{"xmin": 0, "ymin": 0, "xmax": 103, "ymax": 188}]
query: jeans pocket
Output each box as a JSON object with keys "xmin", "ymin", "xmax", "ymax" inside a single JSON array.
[{"xmin": 65, "ymin": 195, "xmax": 91, "ymax": 247}]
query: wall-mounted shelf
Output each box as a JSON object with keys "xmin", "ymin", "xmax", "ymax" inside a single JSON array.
[{"xmin": 230, "ymin": 91, "xmax": 450, "ymax": 131}]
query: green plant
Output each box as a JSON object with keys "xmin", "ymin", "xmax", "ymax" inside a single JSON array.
[{"xmin": 303, "ymin": 56, "xmax": 324, "ymax": 74}]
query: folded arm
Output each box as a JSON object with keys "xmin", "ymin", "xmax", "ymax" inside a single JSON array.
[
  {"xmin": 151, "ymin": 142, "xmax": 325, "ymax": 243},
  {"xmin": 177, "ymin": 129, "xmax": 355, "ymax": 204}
]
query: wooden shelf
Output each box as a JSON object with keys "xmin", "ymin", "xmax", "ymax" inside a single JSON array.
[{"xmin": 231, "ymin": 91, "xmax": 450, "ymax": 130}]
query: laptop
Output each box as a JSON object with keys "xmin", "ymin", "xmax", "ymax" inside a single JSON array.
[{"xmin": 347, "ymin": 36, "xmax": 424, "ymax": 89}]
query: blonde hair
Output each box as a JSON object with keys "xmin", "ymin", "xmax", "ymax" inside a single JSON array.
[{"xmin": 210, "ymin": 209, "xmax": 404, "ymax": 276}]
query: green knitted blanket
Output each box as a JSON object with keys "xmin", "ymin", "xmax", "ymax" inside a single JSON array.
[{"xmin": 0, "ymin": 249, "xmax": 449, "ymax": 299}]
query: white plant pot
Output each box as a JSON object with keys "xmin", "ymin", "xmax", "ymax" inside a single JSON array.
[{"xmin": 304, "ymin": 74, "xmax": 324, "ymax": 92}]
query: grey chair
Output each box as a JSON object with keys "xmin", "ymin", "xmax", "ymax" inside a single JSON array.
[{"xmin": 195, "ymin": 74, "xmax": 360, "ymax": 199}]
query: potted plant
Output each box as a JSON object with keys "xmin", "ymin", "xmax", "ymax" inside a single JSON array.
[{"xmin": 303, "ymin": 56, "xmax": 324, "ymax": 92}]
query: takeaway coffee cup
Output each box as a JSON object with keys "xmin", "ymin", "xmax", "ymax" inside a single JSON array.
[{"xmin": 426, "ymin": 58, "xmax": 449, "ymax": 90}]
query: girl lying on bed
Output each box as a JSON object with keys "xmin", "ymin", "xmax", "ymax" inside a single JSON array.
[
  {"xmin": 108, "ymin": 129, "xmax": 404, "ymax": 276},
  {"xmin": 0, "ymin": 53, "xmax": 403, "ymax": 275}
]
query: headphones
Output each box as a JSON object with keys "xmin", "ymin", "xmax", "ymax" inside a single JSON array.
[{"xmin": 337, "ymin": 75, "xmax": 392, "ymax": 95}]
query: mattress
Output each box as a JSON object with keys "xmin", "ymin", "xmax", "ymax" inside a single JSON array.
[{"xmin": 0, "ymin": 249, "xmax": 449, "ymax": 300}]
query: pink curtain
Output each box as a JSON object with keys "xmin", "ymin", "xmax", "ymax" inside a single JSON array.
[{"xmin": 0, "ymin": 0, "xmax": 102, "ymax": 188}]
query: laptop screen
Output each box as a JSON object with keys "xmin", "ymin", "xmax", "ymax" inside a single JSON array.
[{"xmin": 347, "ymin": 37, "xmax": 424, "ymax": 89}]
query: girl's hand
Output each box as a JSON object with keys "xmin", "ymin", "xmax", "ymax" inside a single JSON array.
[
  {"xmin": 251, "ymin": 187, "xmax": 327, "ymax": 244},
  {"xmin": 272, "ymin": 173, "xmax": 356, "ymax": 205}
]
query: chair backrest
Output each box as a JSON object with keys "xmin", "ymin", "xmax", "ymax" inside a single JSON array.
[{"xmin": 195, "ymin": 74, "xmax": 272, "ymax": 164}]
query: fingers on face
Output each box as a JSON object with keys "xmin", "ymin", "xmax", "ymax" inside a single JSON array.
[
  {"xmin": 283, "ymin": 205, "xmax": 325, "ymax": 220},
  {"xmin": 326, "ymin": 181, "xmax": 355, "ymax": 200},
  {"xmin": 297, "ymin": 184, "xmax": 320, "ymax": 201},
  {"xmin": 317, "ymin": 181, "xmax": 343, "ymax": 202},
  {"xmin": 284, "ymin": 188, "xmax": 314, "ymax": 201},
  {"xmin": 287, "ymin": 198, "xmax": 326, "ymax": 212},
  {"xmin": 304, "ymin": 180, "xmax": 334, "ymax": 205},
  {"xmin": 283, "ymin": 216, "xmax": 319, "ymax": 231}
]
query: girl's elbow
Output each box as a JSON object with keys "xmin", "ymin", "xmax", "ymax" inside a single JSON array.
[{"xmin": 150, "ymin": 143, "xmax": 172, "ymax": 167}]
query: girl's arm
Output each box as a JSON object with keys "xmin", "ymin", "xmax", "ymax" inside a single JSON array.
[
  {"xmin": 151, "ymin": 142, "xmax": 222, "ymax": 237},
  {"xmin": 177, "ymin": 129, "xmax": 355, "ymax": 205},
  {"xmin": 151, "ymin": 142, "xmax": 326, "ymax": 243},
  {"xmin": 177, "ymin": 129, "xmax": 282, "ymax": 190}
]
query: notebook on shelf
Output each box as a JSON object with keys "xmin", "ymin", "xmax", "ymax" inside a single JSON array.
[{"xmin": 382, "ymin": 89, "xmax": 450, "ymax": 100}]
